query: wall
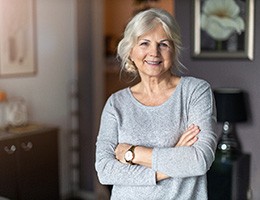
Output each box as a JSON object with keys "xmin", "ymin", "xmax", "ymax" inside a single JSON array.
[
  {"xmin": 76, "ymin": 0, "xmax": 105, "ymax": 196},
  {"xmin": 0, "ymin": 0, "xmax": 77, "ymax": 198},
  {"xmin": 175, "ymin": 0, "xmax": 260, "ymax": 199},
  {"xmin": 104, "ymin": 0, "xmax": 174, "ymax": 39}
]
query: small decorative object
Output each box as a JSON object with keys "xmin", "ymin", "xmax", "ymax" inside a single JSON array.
[
  {"xmin": 6, "ymin": 97, "xmax": 28, "ymax": 127},
  {"xmin": 192, "ymin": 0, "xmax": 255, "ymax": 60},
  {"xmin": 214, "ymin": 88, "xmax": 247, "ymax": 154}
]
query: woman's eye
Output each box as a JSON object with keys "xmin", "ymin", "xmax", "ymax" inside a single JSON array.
[
  {"xmin": 139, "ymin": 42, "xmax": 149, "ymax": 46},
  {"xmin": 159, "ymin": 43, "xmax": 169, "ymax": 48}
]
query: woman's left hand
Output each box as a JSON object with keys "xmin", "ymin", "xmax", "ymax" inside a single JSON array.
[{"xmin": 115, "ymin": 143, "xmax": 132, "ymax": 164}]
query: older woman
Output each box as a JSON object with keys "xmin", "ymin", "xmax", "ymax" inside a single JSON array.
[{"xmin": 95, "ymin": 8, "xmax": 217, "ymax": 200}]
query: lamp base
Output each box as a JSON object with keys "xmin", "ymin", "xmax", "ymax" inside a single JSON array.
[
  {"xmin": 207, "ymin": 153, "xmax": 251, "ymax": 200},
  {"xmin": 217, "ymin": 121, "xmax": 241, "ymax": 154}
]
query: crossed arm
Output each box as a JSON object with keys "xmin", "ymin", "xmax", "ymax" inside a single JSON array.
[
  {"xmin": 115, "ymin": 124, "xmax": 200, "ymax": 181},
  {"xmin": 96, "ymin": 82, "xmax": 217, "ymax": 186}
]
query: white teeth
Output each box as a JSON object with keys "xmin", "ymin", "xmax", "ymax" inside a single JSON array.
[{"xmin": 146, "ymin": 61, "xmax": 161, "ymax": 65}]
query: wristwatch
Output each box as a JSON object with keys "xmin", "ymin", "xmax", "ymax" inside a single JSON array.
[{"xmin": 124, "ymin": 145, "xmax": 136, "ymax": 164}]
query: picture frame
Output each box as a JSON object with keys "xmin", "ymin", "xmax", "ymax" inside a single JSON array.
[
  {"xmin": 0, "ymin": 0, "xmax": 37, "ymax": 77},
  {"xmin": 192, "ymin": 0, "xmax": 255, "ymax": 60}
]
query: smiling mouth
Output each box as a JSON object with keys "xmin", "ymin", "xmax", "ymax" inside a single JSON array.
[{"xmin": 146, "ymin": 61, "xmax": 162, "ymax": 65}]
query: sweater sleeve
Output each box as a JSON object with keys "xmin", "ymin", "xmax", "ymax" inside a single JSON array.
[
  {"xmin": 152, "ymin": 81, "xmax": 218, "ymax": 178},
  {"xmin": 95, "ymin": 95, "xmax": 156, "ymax": 186}
]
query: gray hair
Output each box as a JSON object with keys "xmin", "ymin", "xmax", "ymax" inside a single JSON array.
[{"xmin": 117, "ymin": 8, "xmax": 185, "ymax": 77}]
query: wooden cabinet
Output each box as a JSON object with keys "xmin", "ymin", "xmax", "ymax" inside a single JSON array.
[
  {"xmin": 0, "ymin": 126, "xmax": 59, "ymax": 200},
  {"xmin": 0, "ymin": 139, "xmax": 17, "ymax": 199}
]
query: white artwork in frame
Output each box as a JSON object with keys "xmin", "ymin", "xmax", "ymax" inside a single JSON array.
[
  {"xmin": 192, "ymin": 0, "xmax": 255, "ymax": 60},
  {"xmin": 0, "ymin": 0, "xmax": 36, "ymax": 77}
]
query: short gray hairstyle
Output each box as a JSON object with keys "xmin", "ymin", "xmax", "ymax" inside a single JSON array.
[{"xmin": 117, "ymin": 8, "xmax": 185, "ymax": 76}]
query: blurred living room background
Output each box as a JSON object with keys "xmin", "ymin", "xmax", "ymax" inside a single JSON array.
[{"xmin": 0, "ymin": 0, "xmax": 259, "ymax": 200}]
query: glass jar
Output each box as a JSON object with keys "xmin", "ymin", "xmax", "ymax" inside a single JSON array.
[{"xmin": 6, "ymin": 97, "xmax": 28, "ymax": 127}]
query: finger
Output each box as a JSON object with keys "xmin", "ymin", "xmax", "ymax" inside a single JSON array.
[
  {"xmin": 176, "ymin": 127, "xmax": 200, "ymax": 146},
  {"xmin": 176, "ymin": 135, "xmax": 198, "ymax": 147},
  {"xmin": 186, "ymin": 124, "xmax": 195, "ymax": 132},
  {"xmin": 187, "ymin": 124, "xmax": 194, "ymax": 129},
  {"xmin": 185, "ymin": 136, "xmax": 198, "ymax": 146},
  {"xmin": 183, "ymin": 128, "xmax": 200, "ymax": 142},
  {"xmin": 183, "ymin": 125, "xmax": 200, "ymax": 136},
  {"xmin": 177, "ymin": 127, "xmax": 195, "ymax": 144},
  {"xmin": 179, "ymin": 127, "xmax": 199, "ymax": 143}
]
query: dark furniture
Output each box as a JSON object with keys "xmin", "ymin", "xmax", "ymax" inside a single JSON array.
[
  {"xmin": 0, "ymin": 125, "xmax": 59, "ymax": 200},
  {"xmin": 207, "ymin": 151, "xmax": 250, "ymax": 200}
]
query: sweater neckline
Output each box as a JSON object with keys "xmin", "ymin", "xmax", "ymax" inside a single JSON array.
[{"xmin": 127, "ymin": 76, "xmax": 184, "ymax": 109}]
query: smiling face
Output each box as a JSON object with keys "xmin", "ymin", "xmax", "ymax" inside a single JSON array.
[{"xmin": 130, "ymin": 24, "xmax": 174, "ymax": 79}]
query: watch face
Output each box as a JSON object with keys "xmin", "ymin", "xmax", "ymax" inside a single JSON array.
[{"xmin": 125, "ymin": 150, "xmax": 133, "ymax": 161}]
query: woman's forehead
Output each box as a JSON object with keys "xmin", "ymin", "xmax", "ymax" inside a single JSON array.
[{"xmin": 137, "ymin": 24, "xmax": 169, "ymax": 39}]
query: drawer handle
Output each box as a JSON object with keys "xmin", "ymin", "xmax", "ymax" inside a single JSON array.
[
  {"xmin": 4, "ymin": 145, "xmax": 16, "ymax": 154},
  {"xmin": 21, "ymin": 142, "xmax": 33, "ymax": 151}
]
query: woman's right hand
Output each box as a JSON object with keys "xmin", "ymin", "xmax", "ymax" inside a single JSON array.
[{"xmin": 175, "ymin": 124, "xmax": 200, "ymax": 147}]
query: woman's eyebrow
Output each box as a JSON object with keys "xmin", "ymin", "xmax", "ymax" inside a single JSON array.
[
  {"xmin": 139, "ymin": 38, "xmax": 150, "ymax": 42},
  {"xmin": 138, "ymin": 38, "xmax": 170, "ymax": 42},
  {"xmin": 160, "ymin": 39, "xmax": 171, "ymax": 43}
]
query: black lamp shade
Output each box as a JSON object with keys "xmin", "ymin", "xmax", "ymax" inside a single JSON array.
[{"xmin": 214, "ymin": 88, "xmax": 247, "ymax": 123}]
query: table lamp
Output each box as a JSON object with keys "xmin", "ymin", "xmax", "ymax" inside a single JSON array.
[{"xmin": 214, "ymin": 88, "xmax": 247, "ymax": 154}]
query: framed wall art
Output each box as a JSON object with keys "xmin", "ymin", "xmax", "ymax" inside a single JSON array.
[
  {"xmin": 192, "ymin": 0, "xmax": 255, "ymax": 60},
  {"xmin": 0, "ymin": 0, "xmax": 37, "ymax": 77}
]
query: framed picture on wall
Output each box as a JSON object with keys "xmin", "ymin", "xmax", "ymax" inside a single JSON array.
[
  {"xmin": 192, "ymin": 0, "xmax": 255, "ymax": 60},
  {"xmin": 0, "ymin": 0, "xmax": 37, "ymax": 77}
]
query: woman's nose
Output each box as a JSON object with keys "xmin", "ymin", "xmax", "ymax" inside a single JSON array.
[{"xmin": 149, "ymin": 44, "xmax": 160, "ymax": 56}]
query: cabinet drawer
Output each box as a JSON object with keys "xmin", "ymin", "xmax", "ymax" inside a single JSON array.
[
  {"xmin": 0, "ymin": 127, "xmax": 59, "ymax": 200},
  {"xmin": 0, "ymin": 139, "xmax": 18, "ymax": 199},
  {"xmin": 18, "ymin": 130, "xmax": 59, "ymax": 200}
]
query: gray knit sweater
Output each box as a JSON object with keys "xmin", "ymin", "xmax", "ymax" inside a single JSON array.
[{"xmin": 95, "ymin": 76, "xmax": 218, "ymax": 200}]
